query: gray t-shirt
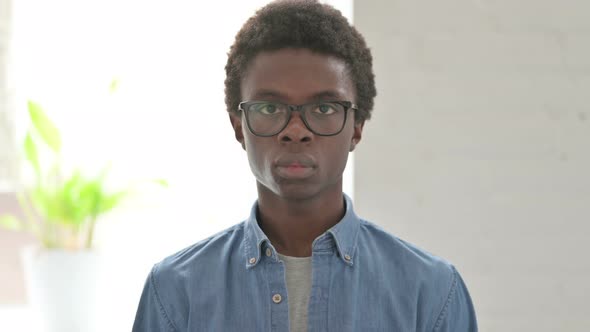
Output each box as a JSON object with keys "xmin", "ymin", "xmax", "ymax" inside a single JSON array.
[{"xmin": 278, "ymin": 253, "xmax": 312, "ymax": 332}]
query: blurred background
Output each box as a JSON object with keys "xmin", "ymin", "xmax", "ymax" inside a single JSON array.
[{"xmin": 0, "ymin": 0, "xmax": 588, "ymax": 331}]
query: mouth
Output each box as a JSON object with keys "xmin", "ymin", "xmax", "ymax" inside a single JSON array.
[{"xmin": 274, "ymin": 156, "xmax": 317, "ymax": 180}]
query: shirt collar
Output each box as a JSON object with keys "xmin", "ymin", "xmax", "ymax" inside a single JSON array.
[{"xmin": 243, "ymin": 193, "xmax": 361, "ymax": 269}]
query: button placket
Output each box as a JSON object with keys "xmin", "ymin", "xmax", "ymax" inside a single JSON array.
[
  {"xmin": 272, "ymin": 293, "xmax": 282, "ymax": 304},
  {"xmin": 265, "ymin": 253, "xmax": 289, "ymax": 331}
]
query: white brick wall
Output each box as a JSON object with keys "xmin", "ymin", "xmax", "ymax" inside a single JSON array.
[{"xmin": 354, "ymin": 1, "xmax": 590, "ymax": 331}]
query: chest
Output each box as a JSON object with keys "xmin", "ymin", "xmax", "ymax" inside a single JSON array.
[{"xmin": 183, "ymin": 252, "xmax": 426, "ymax": 332}]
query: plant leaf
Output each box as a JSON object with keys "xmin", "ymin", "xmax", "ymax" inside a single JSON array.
[
  {"xmin": 23, "ymin": 131, "xmax": 41, "ymax": 175},
  {"xmin": 98, "ymin": 191, "xmax": 128, "ymax": 215},
  {"xmin": 153, "ymin": 178, "xmax": 169, "ymax": 187},
  {"xmin": 109, "ymin": 79, "xmax": 119, "ymax": 94},
  {"xmin": 0, "ymin": 215, "xmax": 22, "ymax": 230},
  {"xmin": 27, "ymin": 100, "xmax": 62, "ymax": 153},
  {"xmin": 74, "ymin": 176, "xmax": 103, "ymax": 222},
  {"xmin": 30, "ymin": 186, "xmax": 55, "ymax": 222},
  {"xmin": 58, "ymin": 170, "xmax": 85, "ymax": 225}
]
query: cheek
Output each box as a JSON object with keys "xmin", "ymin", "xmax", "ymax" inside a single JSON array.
[
  {"xmin": 244, "ymin": 136, "xmax": 272, "ymax": 174},
  {"xmin": 322, "ymin": 137, "xmax": 353, "ymax": 175},
  {"xmin": 244, "ymin": 137, "xmax": 259, "ymax": 164},
  {"xmin": 335, "ymin": 126, "xmax": 357, "ymax": 166}
]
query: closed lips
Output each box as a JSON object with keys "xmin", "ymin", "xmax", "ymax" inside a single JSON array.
[{"xmin": 275, "ymin": 156, "xmax": 316, "ymax": 168}]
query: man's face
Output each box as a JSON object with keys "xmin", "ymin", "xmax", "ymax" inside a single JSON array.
[{"xmin": 230, "ymin": 48, "xmax": 364, "ymax": 201}]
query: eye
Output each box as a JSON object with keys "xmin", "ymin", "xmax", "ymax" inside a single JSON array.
[
  {"xmin": 313, "ymin": 103, "xmax": 338, "ymax": 115},
  {"xmin": 252, "ymin": 102, "xmax": 279, "ymax": 115}
]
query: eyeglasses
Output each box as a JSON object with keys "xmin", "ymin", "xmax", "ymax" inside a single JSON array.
[{"xmin": 237, "ymin": 100, "xmax": 357, "ymax": 137}]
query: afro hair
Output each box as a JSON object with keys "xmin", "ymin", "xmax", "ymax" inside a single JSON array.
[{"xmin": 224, "ymin": 0, "xmax": 376, "ymax": 123}]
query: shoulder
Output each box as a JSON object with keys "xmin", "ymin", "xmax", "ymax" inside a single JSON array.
[
  {"xmin": 150, "ymin": 223, "xmax": 245, "ymax": 308},
  {"xmin": 136, "ymin": 222, "xmax": 246, "ymax": 330},
  {"xmin": 357, "ymin": 219, "xmax": 475, "ymax": 330},
  {"xmin": 358, "ymin": 219, "xmax": 455, "ymax": 277},
  {"xmin": 154, "ymin": 222, "xmax": 245, "ymax": 281}
]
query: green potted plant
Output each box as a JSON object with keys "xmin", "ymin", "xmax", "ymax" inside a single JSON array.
[
  {"xmin": 0, "ymin": 89, "xmax": 166, "ymax": 332},
  {"xmin": 0, "ymin": 100, "xmax": 136, "ymax": 249}
]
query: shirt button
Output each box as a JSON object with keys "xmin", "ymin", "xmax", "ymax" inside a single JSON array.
[
  {"xmin": 272, "ymin": 294, "xmax": 282, "ymax": 304},
  {"xmin": 344, "ymin": 254, "xmax": 352, "ymax": 261},
  {"xmin": 265, "ymin": 248, "xmax": 272, "ymax": 257},
  {"xmin": 249, "ymin": 257, "xmax": 256, "ymax": 264}
]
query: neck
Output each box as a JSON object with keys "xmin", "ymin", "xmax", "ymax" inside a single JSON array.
[{"xmin": 256, "ymin": 184, "xmax": 345, "ymax": 257}]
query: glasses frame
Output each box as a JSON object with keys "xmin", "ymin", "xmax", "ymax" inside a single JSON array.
[{"xmin": 237, "ymin": 100, "xmax": 358, "ymax": 137}]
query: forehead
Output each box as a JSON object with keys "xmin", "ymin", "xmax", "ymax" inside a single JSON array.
[{"xmin": 241, "ymin": 48, "xmax": 354, "ymax": 103}]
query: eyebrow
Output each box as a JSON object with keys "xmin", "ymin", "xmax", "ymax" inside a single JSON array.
[{"xmin": 251, "ymin": 90, "xmax": 346, "ymax": 101}]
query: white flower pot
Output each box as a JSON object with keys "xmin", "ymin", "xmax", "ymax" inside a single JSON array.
[{"xmin": 21, "ymin": 246, "xmax": 103, "ymax": 332}]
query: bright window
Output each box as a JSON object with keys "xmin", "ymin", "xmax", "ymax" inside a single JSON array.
[{"xmin": 10, "ymin": 0, "xmax": 353, "ymax": 328}]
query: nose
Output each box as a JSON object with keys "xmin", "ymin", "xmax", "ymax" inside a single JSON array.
[{"xmin": 277, "ymin": 111, "xmax": 313, "ymax": 143}]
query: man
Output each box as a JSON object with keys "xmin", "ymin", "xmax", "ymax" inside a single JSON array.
[{"xmin": 133, "ymin": 1, "xmax": 477, "ymax": 331}]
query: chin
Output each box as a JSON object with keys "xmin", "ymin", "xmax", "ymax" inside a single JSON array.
[
  {"xmin": 278, "ymin": 190, "xmax": 320, "ymax": 202},
  {"xmin": 258, "ymin": 180, "xmax": 319, "ymax": 202},
  {"xmin": 274, "ymin": 183, "xmax": 320, "ymax": 200}
]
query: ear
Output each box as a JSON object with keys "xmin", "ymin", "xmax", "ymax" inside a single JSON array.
[
  {"xmin": 349, "ymin": 120, "xmax": 365, "ymax": 152},
  {"xmin": 229, "ymin": 112, "xmax": 246, "ymax": 150}
]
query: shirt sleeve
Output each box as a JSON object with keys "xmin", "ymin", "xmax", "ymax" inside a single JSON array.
[
  {"xmin": 433, "ymin": 266, "xmax": 478, "ymax": 332},
  {"xmin": 132, "ymin": 265, "xmax": 177, "ymax": 332}
]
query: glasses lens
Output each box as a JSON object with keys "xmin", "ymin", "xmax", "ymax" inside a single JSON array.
[
  {"xmin": 243, "ymin": 101, "xmax": 348, "ymax": 136},
  {"xmin": 245, "ymin": 102, "xmax": 289, "ymax": 135},
  {"xmin": 303, "ymin": 102, "xmax": 346, "ymax": 135}
]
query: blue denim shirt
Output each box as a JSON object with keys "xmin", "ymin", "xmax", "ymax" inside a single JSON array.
[{"xmin": 133, "ymin": 195, "xmax": 477, "ymax": 331}]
